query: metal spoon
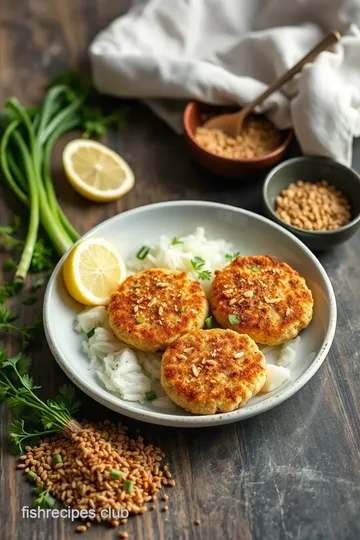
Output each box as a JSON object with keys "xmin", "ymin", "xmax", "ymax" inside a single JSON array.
[{"xmin": 203, "ymin": 30, "xmax": 341, "ymax": 137}]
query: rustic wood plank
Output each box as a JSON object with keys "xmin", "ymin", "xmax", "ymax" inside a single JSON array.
[{"xmin": 1, "ymin": 1, "xmax": 360, "ymax": 539}]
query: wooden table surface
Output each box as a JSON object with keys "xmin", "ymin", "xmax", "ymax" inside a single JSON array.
[{"xmin": 1, "ymin": 1, "xmax": 360, "ymax": 539}]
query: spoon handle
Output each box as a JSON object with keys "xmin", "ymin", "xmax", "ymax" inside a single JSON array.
[{"xmin": 241, "ymin": 30, "xmax": 341, "ymax": 116}]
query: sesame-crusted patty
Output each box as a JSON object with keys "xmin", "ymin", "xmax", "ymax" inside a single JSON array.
[
  {"xmin": 108, "ymin": 268, "xmax": 208, "ymax": 352},
  {"xmin": 209, "ymin": 256, "xmax": 313, "ymax": 346},
  {"xmin": 161, "ymin": 329, "xmax": 266, "ymax": 415}
]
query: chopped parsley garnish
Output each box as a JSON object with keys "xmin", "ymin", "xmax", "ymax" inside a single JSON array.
[
  {"xmin": 87, "ymin": 328, "xmax": 96, "ymax": 338},
  {"xmin": 3, "ymin": 257, "xmax": 17, "ymax": 272},
  {"xmin": 22, "ymin": 295, "xmax": 37, "ymax": 306},
  {"xmin": 225, "ymin": 252, "xmax": 240, "ymax": 262},
  {"xmin": 191, "ymin": 256, "xmax": 206, "ymax": 271},
  {"xmin": 145, "ymin": 391, "xmax": 157, "ymax": 401},
  {"xmin": 31, "ymin": 278, "xmax": 45, "ymax": 291},
  {"xmin": 179, "ymin": 306, "xmax": 186, "ymax": 313},
  {"xmin": 251, "ymin": 266, "xmax": 260, "ymax": 273},
  {"xmin": 136, "ymin": 246, "xmax": 150, "ymax": 260},
  {"xmin": 228, "ymin": 314, "xmax": 240, "ymax": 325},
  {"xmin": 133, "ymin": 284, "xmax": 140, "ymax": 289},
  {"xmin": 171, "ymin": 237, "xmax": 183, "ymax": 245},
  {"xmin": 136, "ymin": 317, "xmax": 144, "ymax": 324},
  {"xmin": 198, "ymin": 270, "xmax": 212, "ymax": 281},
  {"xmin": 205, "ymin": 316, "xmax": 213, "ymax": 329}
]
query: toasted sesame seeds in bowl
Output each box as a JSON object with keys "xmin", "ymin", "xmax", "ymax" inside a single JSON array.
[
  {"xmin": 263, "ymin": 156, "xmax": 360, "ymax": 251},
  {"xmin": 183, "ymin": 101, "xmax": 293, "ymax": 178}
]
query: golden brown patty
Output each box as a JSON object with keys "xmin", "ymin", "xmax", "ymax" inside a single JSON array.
[
  {"xmin": 161, "ymin": 329, "xmax": 266, "ymax": 415},
  {"xmin": 209, "ymin": 255, "xmax": 313, "ymax": 346},
  {"xmin": 108, "ymin": 268, "xmax": 208, "ymax": 352}
]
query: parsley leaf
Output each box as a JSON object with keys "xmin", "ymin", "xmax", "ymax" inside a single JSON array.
[
  {"xmin": 0, "ymin": 303, "xmax": 18, "ymax": 324},
  {"xmin": 251, "ymin": 266, "xmax": 260, "ymax": 273},
  {"xmin": 225, "ymin": 252, "xmax": 240, "ymax": 262},
  {"xmin": 171, "ymin": 237, "xmax": 183, "ymax": 245},
  {"xmin": 31, "ymin": 238, "xmax": 55, "ymax": 272},
  {"xmin": 3, "ymin": 257, "xmax": 17, "ymax": 272},
  {"xmin": 191, "ymin": 256, "xmax": 205, "ymax": 271},
  {"xmin": 198, "ymin": 270, "xmax": 212, "ymax": 280}
]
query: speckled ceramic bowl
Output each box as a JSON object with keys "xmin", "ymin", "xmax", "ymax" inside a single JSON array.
[{"xmin": 263, "ymin": 157, "xmax": 360, "ymax": 251}]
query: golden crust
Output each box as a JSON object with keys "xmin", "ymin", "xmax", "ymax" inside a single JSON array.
[
  {"xmin": 108, "ymin": 268, "xmax": 208, "ymax": 352},
  {"xmin": 161, "ymin": 329, "xmax": 266, "ymax": 415},
  {"xmin": 209, "ymin": 256, "xmax": 313, "ymax": 346}
]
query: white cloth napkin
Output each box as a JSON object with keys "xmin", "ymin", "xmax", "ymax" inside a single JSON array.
[{"xmin": 90, "ymin": 0, "xmax": 360, "ymax": 166}]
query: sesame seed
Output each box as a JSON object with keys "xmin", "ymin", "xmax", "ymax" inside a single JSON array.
[
  {"xmin": 229, "ymin": 298, "xmax": 237, "ymax": 305},
  {"xmin": 157, "ymin": 282, "xmax": 168, "ymax": 288},
  {"xmin": 178, "ymin": 354, "xmax": 187, "ymax": 361},
  {"xmin": 266, "ymin": 297, "xmax": 281, "ymax": 304},
  {"xmin": 243, "ymin": 290, "xmax": 254, "ymax": 298},
  {"xmin": 206, "ymin": 359, "xmax": 217, "ymax": 366},
  {"xmin": 192, "ymin": 364, "xmax": 199, "ymax": 377},
  {"xmin": 148, "ymin": 298, "xmax": 157, "ymax": 307},
  {"xmin": 234, "ymin": 352, "xmax": 244, "ymax": 359},
  {"xmin": 76, "ymin": 525, "xmax": 87, "ymax": 533},
  {"xmin": 285, "ymin": 307, "xmax": 291, "ymax": 316}
]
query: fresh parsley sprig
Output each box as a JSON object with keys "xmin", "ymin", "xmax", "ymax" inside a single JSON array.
[
  {"xmin": 191, "ymin": 256, "xmax": 212, "ymax": 281},
  {"xmin": 0, "ymin": 349, "xmax": 81, "ymax": 454}
]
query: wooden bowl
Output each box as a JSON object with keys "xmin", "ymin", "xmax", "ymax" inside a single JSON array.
[{"xmin": 183, "ymin": 101, "xmax": 293, "ymax": 178}]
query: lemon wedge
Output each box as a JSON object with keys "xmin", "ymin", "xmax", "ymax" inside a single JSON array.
[
  {"xmin": 63, "ymin": 139, "xmax": 135, "ymax": 202},
  {"xmin": 63, "ymin": 238, "xmax": 126, "ymax": 305}
]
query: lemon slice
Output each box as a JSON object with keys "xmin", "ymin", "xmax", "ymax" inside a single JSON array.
[
  {"xmin": 63, "ymin": 140, "xmax": 135, "ymax": 202},
  {"xmin": 63, "ymin": 238, "xmax": 126, "ymax": 305}
]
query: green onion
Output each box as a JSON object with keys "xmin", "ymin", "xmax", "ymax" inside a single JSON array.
[
  {"xmin": 145, "ymin": 391, "xmax": 157, "ymax": 401},
  {"xmin": 35, "ymin": 482, "xmax": 44, "ymax": 494},
  {"xmin": 136, "ymin": 317, "xmax": 144, "ymax": 324},
  {"xmin": 251, "ymin": 266, "xmax": 260, "ymax": 273},
  {"xmin": 205, "ymin": 316, "xmax": 213, "ymax": 329},
  {"xmin": 136, "ymin": 246, "xmax": 150, "ymax": 260},
  {"xmin": 228, "ymin": 314, "xmax": 240, "ymax": 325},
  {"xmin": 52, "ymin": 454, "xmax": 63, "ymax": 465},
  {"xmin": 87, "ymin": 328, "xmax": 95, "ymax": 338},
  {"xmin": 110, "ymin": 469, "xmax": 123, "ymax": 480},
  {"xmin": 27, "ymin": 471, "xmax": 38, "ymax": 483},
  {"xmin": 179, "ymin": 306, "xmax": 185, "ymax": 314},
  {"xmin": 124, "ymin": 479, "xmax": 134, "ymax": 493}
]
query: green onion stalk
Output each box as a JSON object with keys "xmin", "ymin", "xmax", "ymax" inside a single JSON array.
[{"xmin": 0, "ymin": 86, "xmax": 84, "ymax": 281}]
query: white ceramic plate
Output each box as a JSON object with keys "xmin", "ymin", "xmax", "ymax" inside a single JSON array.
[{"xmin": 44, "ymin": 201, "xmax": 337, "ymax": 428}]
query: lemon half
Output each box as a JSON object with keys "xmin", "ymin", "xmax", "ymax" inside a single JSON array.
[
  {"xmin": 63, "ymin": 238, "xmax": 126, "ymax": 305},
  {"xmin": 63, "ymin": 139, "xmax": 135, "ymax": 202}
]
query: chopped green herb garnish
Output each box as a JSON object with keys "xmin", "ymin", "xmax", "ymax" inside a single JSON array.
[
  {"xmin": 35, "ymin": 482, "xmax": 44, "ymax": 494},
  {"xmin": 27, "ymin": 471, "xmax": 38, "ymax": 483},
  {"xmin": 110, "ymin": 469, "xmax": 123, "ymax": 480},
  {"xmin": 31, "ymin": 278, "xmax": 45, "ymax": 291},
  {"xmin": 52, "ymin": 454, "xmax": 63, "ymax": 465},
  {"xmin": 0, "ymin": 280, "xmax": 24, "ymax": 303},
  {"xmin": 228, "ymin": 314, "xmax": 240, "ymax": 325},
  {"xmin": 205, "ymin": 316, "xmax": 213, "ymax": 329},
  {"xmin": 22, "ymin": 295, "xmax": 37, "ymax": 306},
  {"xmin": 136, "ymin": 317, "xmax": 144, "ymax": 324},
  {"xmin": 179, "ymin": 306, "xmax": 186, "ymax": 314},
  {"xmin": 198, "ymin": 270, "xmax": 212, "ymax": 281},
  {"xmin": 191, "ymin": 256, "xmax": 205, "ymax": 271},
  {"xmin": 133, "ymin": 284, "xmax": 140, "ymax": 289},
  {"xmin": 225, "ymin": 252, "xmax": 240, "ymax": 262},
  {"xmin": 124, "ymin": 479, "xmax": 134, "ymax": 493},
  {"xmin": 3, "ymin": 257, "xmax": 17, "ymax": 272},
  {"xmin": 171, "ymin": 237, "xmax": 183, "ymax": 245},
  {"xmin": 136, "ymin": 246, "xmax": 150, "ymax": 260},
  {"xmin": 0, "ymin": 308, "xmax": 43, "ymax": 348},
  {"xmin": 33, "ymin": 489, "xmax": 56, "ymax": 509},
  {"xmin": 87, "ymin": 328, "xmax": 95, "ymax": 339},
  {"xmin": 145, "ymin": 391, "xmax": 157, "ymax": 401},
  {"xmin": 251, "ymin": 266, "xmax": 260, "ymax": 273}
]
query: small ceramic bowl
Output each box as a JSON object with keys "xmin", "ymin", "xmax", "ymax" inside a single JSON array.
[
  {"xmin": 183, "ymin": 101, "xmax": 293, "ymax": 178},
  {"xmin": 263, "ymin": 156, "xmax": 360, "ymax": 250}
]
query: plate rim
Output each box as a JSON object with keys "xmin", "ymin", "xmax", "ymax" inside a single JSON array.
[{"xmin": 43, "ymin": 200, "xmax": 337, "ymax": 428}]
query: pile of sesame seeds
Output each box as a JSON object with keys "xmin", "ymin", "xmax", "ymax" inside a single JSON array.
[{"xmin": 17, "ymin": 420, "xmax": 175, "ymax": 533}]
